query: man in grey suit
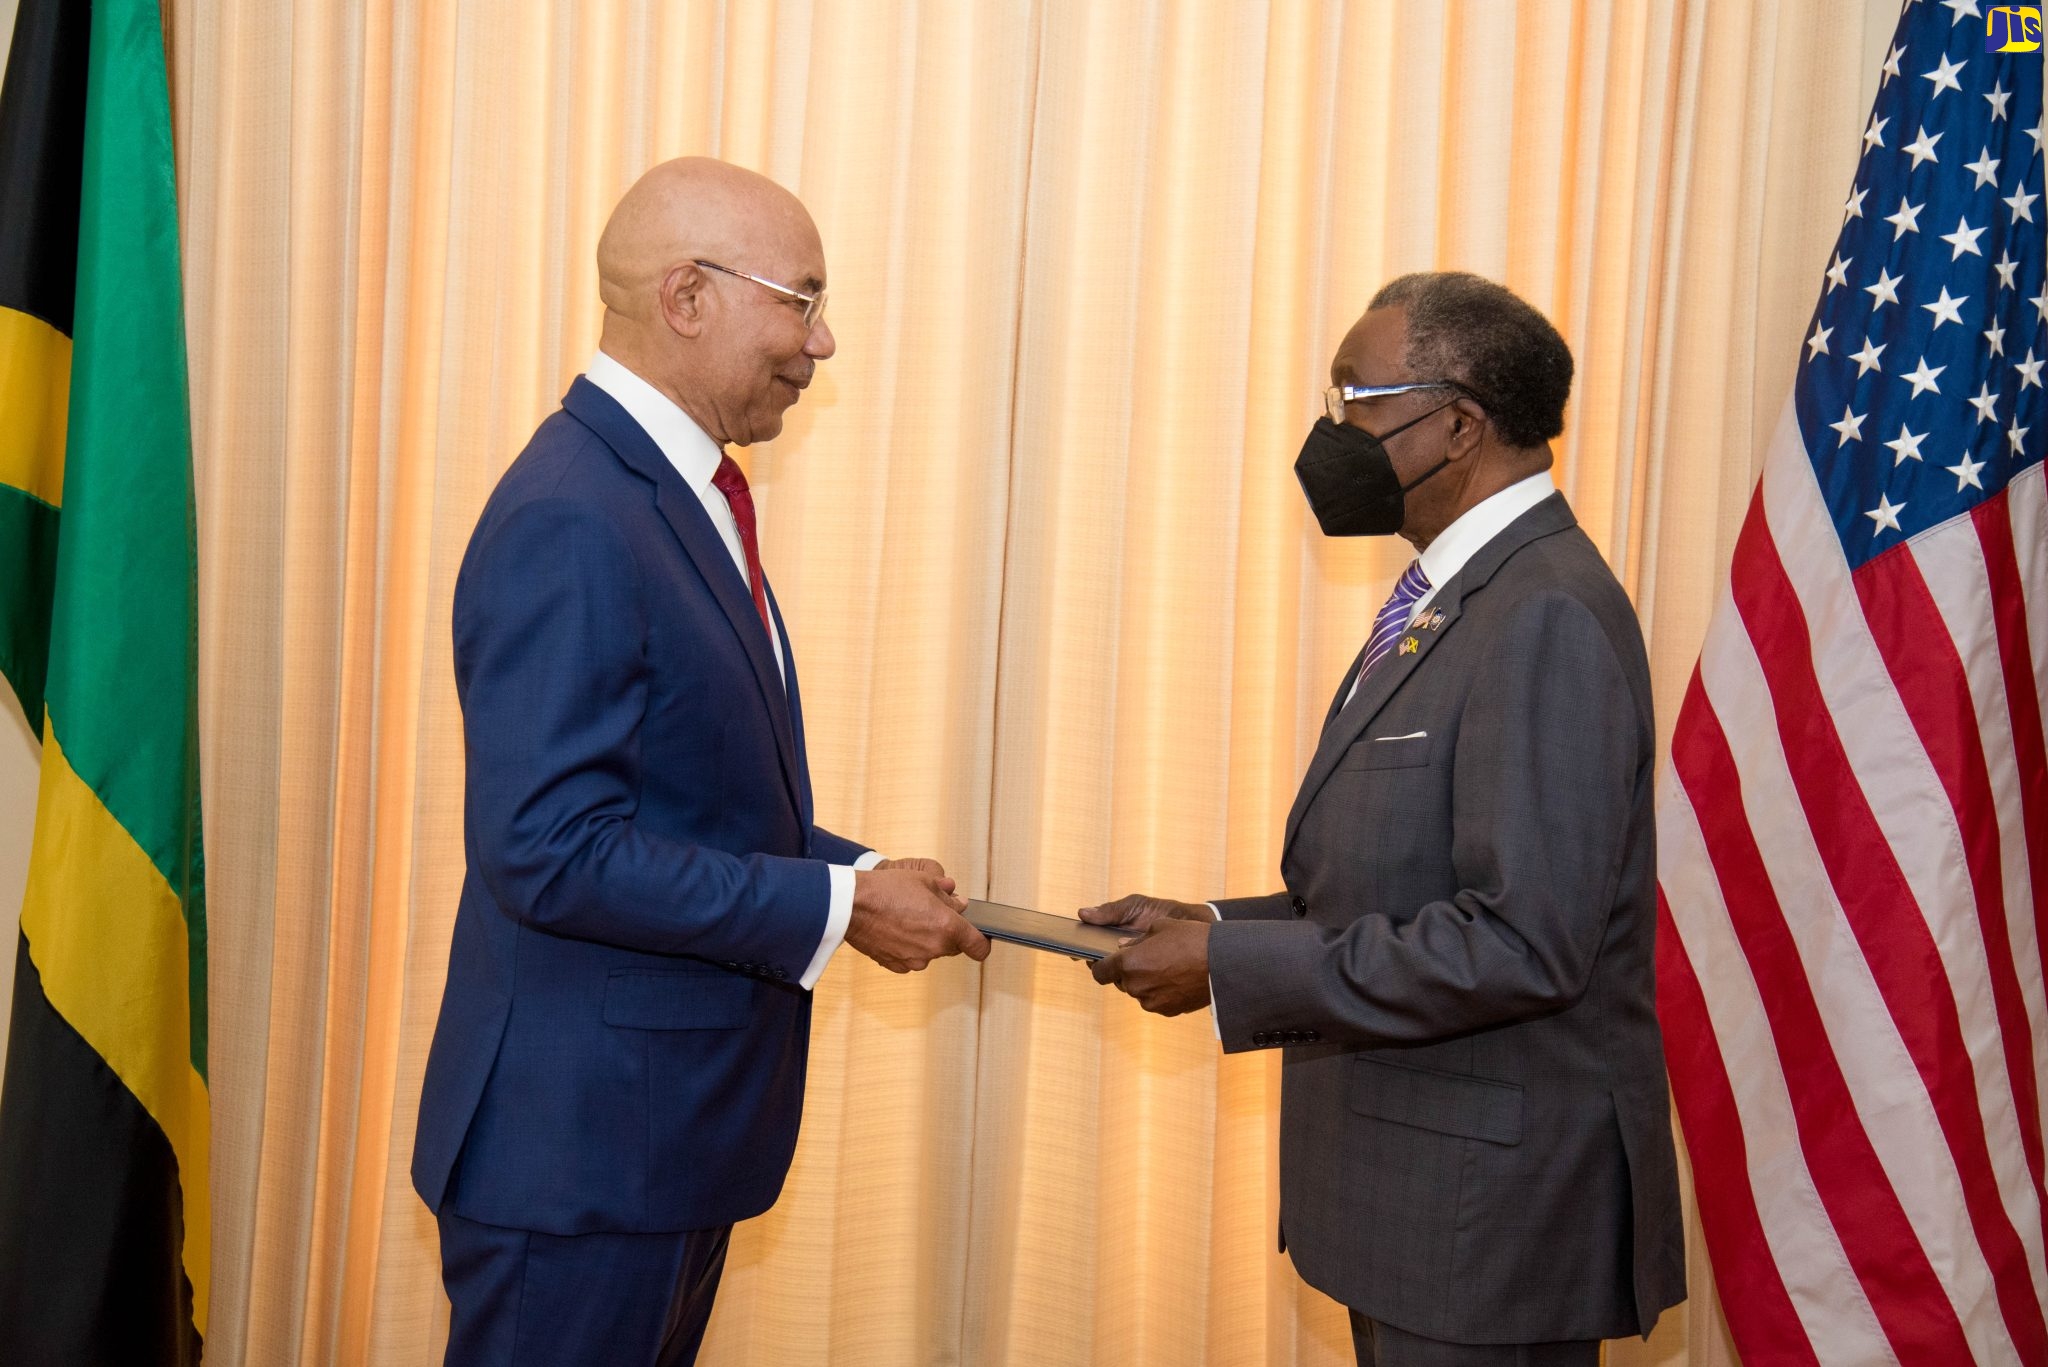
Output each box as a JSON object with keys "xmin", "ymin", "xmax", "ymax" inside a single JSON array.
[{"xmin": 1083, "ymin": 272, "xmax": 1685, "ymax": 1366}]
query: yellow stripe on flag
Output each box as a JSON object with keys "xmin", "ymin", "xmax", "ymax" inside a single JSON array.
[
  {"xmin": 19, "ymin": 721, "xmax": 209, "ymax": 1336},
  {"xmin": 0, "ymin": 306, "xmax": 70, "ymax": 508}
]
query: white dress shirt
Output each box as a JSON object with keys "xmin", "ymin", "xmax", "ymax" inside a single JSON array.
[
  {"xmin": 1340, "ymin": 469, "xmax": 1558, "ymax": 709},
  {"xmin": 584, "ymin": 351, "xmax": 879, "ymax": 989},
  {"xmin": 1212, "ymin": 470, "xmax": 1560, "ymax": 1031}
]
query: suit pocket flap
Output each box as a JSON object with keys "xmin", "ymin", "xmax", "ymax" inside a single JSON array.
[
  {"xmin": 1349, "ymin": 1056, "xmax": 1523, "ymax": 1145},
  {"xmin": 1337, "ymin": 734, "xmax": 1433, "ymax": 771},
  {"xmin": 603, "ymin": 969, "xmax": 754, "ymax": 1030}
]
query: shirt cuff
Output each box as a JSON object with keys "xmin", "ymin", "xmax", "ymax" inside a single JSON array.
[
  {"xmin": 801, "ymin": 853, "xmax": 880, "ymax": 990},
  {"xmin": 1207, "ymin": 903, "xmax": 1224, "ymax": 1040}
]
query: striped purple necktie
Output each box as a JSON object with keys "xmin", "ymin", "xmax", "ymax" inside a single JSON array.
[{"xmin": 1345, "ymin": 559, "xmax": 1432, "ymax": 707}]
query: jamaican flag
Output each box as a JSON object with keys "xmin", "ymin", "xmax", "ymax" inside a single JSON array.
[{"xmin": 0, "ymin": 0, "xmax": 208, "ymax": 1360}]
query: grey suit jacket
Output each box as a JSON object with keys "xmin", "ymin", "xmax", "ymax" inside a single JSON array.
[{"xmin": 1209, "ymin": 494, "xmax": 1684, "ymax": 1344}]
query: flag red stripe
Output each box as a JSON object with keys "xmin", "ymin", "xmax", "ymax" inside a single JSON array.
[
  {"xmin": 1669, "ymin": 670, "xmax": 1973, "ymax": 1359},
  {"xmin": 1655, "ymin": 881, "xmax": 1821, "ymax": 1367},
  {"xmin": 1732, "ymin": 510, "xmax": 2048, "ymax": 1361},
  {"xmin": 1858, "ymin": 530, "xmax": 2048, "ymax": 1248},
  {"xmin": 1975, "ymin": 496, "xmax": 2048, "ymax": 992}
]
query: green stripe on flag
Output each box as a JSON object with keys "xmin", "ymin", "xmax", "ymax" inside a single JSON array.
[
  {"xmin": 38, "ymin": 0, "xmax": 206, "ymax": 1058},
  {"xmin": 0, "ymin": 482, "xmax": 57, "ymax": 735}
]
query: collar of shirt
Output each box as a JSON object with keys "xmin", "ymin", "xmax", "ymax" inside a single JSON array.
[
  {"xmin": 585, "ymin": 349, "xmax": 724, "ymax": 493},
  {"xmin": 1411, "ymin": 469, "xmax": 1558, "ymax": 618}
]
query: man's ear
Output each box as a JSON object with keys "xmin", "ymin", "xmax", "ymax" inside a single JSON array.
[
  {"xmin": 659, "ymin": 263, "xmax": 709, "ymax": 339},
  {"xmin": 1445, "ymin": 396, "xmax": 1488, "ymax": 457}
]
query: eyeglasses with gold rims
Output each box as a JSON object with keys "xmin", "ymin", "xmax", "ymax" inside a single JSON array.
[
  {"xmin": 1323, "ymin": 379, "xmax": 1482, "ymax": 425},
  {"xmin": 692, "ymin": 259, "xmax": 828, "ymax": 330}
]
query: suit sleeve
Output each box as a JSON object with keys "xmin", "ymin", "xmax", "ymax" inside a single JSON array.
[
  {"xmin": 1208, "ymin": 590, "xmax": 1645, "ymax": 1052},
  {"xmin": 456, "ymin": 493, "xmax": 830, "ymax": 970},
  {"xmin": 810, "ymin": 825, "xmax": 872, "ymax": 865},
  {"xmin": 1210, "ymin": 892, "xmax": 1297, "ymax": 922}
]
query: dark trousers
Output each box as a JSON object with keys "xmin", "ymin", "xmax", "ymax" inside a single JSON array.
[
  {"xmin": 438, "ymin": 1210, "xmax": 731, "ymax": 1367},
  {"xmin": 1351, "ymin": 1312, "xmax": 1600, "ymax": 1367}
]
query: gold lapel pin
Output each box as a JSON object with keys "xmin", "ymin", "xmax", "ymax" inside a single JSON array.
[{"xmin": 1399, "ymin": 637, "xmax": 1419, "ymax": 656}]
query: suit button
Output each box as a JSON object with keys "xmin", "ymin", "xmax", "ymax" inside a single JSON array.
[{"xmin": 1289, "ymin": 895, "xmax": 1307, "ymax": 917}]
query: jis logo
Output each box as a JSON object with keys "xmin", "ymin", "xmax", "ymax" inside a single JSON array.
[{"xmin": 1986, "ymin": 6, "xmax": 2043, "ymax": 51}]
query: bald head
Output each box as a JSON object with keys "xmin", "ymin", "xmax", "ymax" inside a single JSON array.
[
  {"xmin": 597, "ymin": 157, "xmax": 821, "ymax": 321},
  {"xmin": 594, "ymin": 157, "xmax": 834, "ymax": 447}
]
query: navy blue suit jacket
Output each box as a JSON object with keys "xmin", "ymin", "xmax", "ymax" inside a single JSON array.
[{"xmin": 413, "ymin": 377, "xmax": 869, "ymax": 1235}]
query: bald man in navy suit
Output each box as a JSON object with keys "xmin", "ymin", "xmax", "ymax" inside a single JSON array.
[{"xmin": 414, "ymin": 158, "xmax": 990, "ymax": 1367}]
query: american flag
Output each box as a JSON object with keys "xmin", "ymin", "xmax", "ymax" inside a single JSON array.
[{"xmin": 1654, "ymin": 1, "xmax": 2047, "ymax": 1362}]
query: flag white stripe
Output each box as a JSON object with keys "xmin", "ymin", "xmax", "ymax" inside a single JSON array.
[
  {"xmin": 2012, "ymin": 467, "xmax": 2048, "ymax": 742},
  {"xmin": 1656, "ymin": 769, "xmax": 1900, "ymax": 1366}
]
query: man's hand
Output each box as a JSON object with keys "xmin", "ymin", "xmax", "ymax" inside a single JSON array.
[
  {"xmin": 847, "ymin": 864, "xmax": 992, "ymax": 973},
  {"xmin": 1090, "ymin": 918, "xmax": 1213, "ymax": 1016},
  {"xmin": 874, "ymin": 856, "xmax": 948, "ymax": 878},
  {"xmin": 1077, "ymin": 892, "xmax": 1213, "ymax": 935}
]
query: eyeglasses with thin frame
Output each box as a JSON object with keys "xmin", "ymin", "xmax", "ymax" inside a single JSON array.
[
  {"xmin": 693, "ymin": 259, "xmax": 829, "ymax": 330},
  {"xmin": 1323, "ymin": 379, "xmax": 1480, "ymax": 425}
]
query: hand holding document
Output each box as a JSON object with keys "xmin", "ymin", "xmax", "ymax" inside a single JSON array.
[
  {"xmin": 1079, "ymin": 892, "xmax": 1216, "ymax": 1016},
  {"xmin": 847, "ymin": 859, "xmax": 992, "ymax": 972}
]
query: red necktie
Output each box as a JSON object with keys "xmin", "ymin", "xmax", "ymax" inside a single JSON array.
[{"xmin": 711, "ymin": 454, "xmax": 774, "ymax": 641}]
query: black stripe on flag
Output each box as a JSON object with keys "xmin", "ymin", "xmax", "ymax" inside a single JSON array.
[
  {"xmin": 0, "ymin": 939, "xmax": 201, "ymax": 1366},
  {"xmin": 0, "ymin": 0, "xmax": 90, "ymax": 334}
]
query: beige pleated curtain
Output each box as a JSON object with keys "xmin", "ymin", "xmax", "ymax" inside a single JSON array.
[{"xmin": 158, "ymin": 1, "xmax": 1904, "ymax": 1363}]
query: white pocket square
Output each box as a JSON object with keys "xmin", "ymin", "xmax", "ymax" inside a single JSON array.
[{"xmin": 1374, "ymin": 730, "xmax": 1427, "ymax": 741}]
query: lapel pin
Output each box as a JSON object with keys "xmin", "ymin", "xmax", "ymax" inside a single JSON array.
[
  {"xmin": 1418, "ymin": 608, "xmax": 1446, "ymax": 632},
  {"xmin": 1399, "ymin": 636, "xmax": 1419, "ymax": 656}
]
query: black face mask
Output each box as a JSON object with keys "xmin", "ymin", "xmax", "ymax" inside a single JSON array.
[{"xmin": 1292, "ymin": 404, "xmax": 1455, "ymax": 536}]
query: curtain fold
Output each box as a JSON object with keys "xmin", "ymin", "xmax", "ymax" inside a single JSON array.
[{"xmin": 162, "ymin": 2, "xmax": 1907, "ymax": 1362}]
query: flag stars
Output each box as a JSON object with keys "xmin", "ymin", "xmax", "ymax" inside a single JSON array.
[
  {"xmin": 1807, "ymin": 323, "xmax": 1834, "ymax": 358},
  {"xmin": 1866, "ymin": 493, "xmax": 1906, "ymax": 535},
  {"xmin": 2012, "ymin": 422, "xmax": 2033, "ymax": 457},
  {"xmin": 1965, "ymin": 148, "xmax": 2001, "ymax": 189},
  {"xmin": 1845, "ymin": 186, "xmax": 1870, "ymax": 221},
  {"xmin": 2033, "ymin": 286, "xmax": 2048, "ymax": 323},
  {"xmin": 1880, "ymin": 42, "xmax": 1905, "ymax": 87},
  {"xmin": 1884, "ymin": 425, "xmax": 1927, "ymax": 464},
  {"xmin": 1902, "ymin": 126, "xmax": 1943, "ymax": 169},
  {"xmin": 2005, "ymin": 186, "xmax": 2039, "ymax": 225},
  {"xmin": 1886, "ymin": 197, "xmax": 1924, "ymax": 236},
  {"xmin": 1984, "ymin": 319, "xmax": 2007, "ymax": 357},
  {"xmin": 2017, "ymin": 349, "xmax": 2045, "ymax": 391},
  {"xmin": 1986, "ymin": 80, "xmax": 2012, "ymax": 121},
  {"xmin": 1865, "ymin": 116, "xmax": 1890, "ymax": 152},
  {"xmin": 1922, "ymin": 286, "xmax": 1966, "ymax": 328},
  {"xmin": 1866, "ymin": 267, "xmax": 1904, "ymax": 308},
  {"xmin": 1970, "ymin": 381, "xmax": 2001, "ymax": 423},
  {"xmin": 1940, "ymin": 216, "xmax": 1986, "ymax": 259},
  {"xmin": 1902, "ymin": 356, "xmax": 1945, "ymax": 397},
  {"xmin": 1831, "ymin": 405, "xmax": 1868, "ymax": 444},
  {"xmin": 1940, "ymin": 0, "xmax": 1983, "ymax": 20},
  {"xmin": 1850, "ymin": 338, "xmax": 1887, "ymax": 376},
  {"xmin": 1994, "ymin": 250, "xmax": 2019, "ymax": 290},
  {"xmin": 1826, "ymin": 253, "xmax": 1853, "ymax": 291},
  {"xmin": 1948, "ymin": 452, "xmax": 1987, "ymax": 491},
  {"xmin": 1922, "ymin": 52, "xmax": 1965, "ymax": 98},
  {"xmin": 2027, "ymin": 115, "xmax": 2044, "ymax": 156}
]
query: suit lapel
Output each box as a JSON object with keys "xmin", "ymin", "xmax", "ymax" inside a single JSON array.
[
  {"xmin": 768, "ymin": 584, "xmax": 815, "ymax": 832},
  {"xmin": 563, "ymin": 378, "xmax": 807, "ymax": 822},
  {"xmin": 1283, "ymin": 494, "xmax": 1580, "ymax": 856}
]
